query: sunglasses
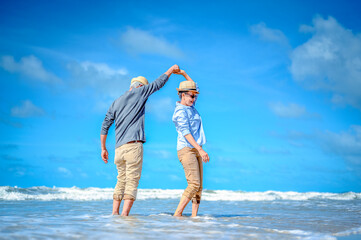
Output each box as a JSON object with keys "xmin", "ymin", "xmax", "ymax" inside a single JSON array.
[{"xmin": 184, "ymin": 93, "xmax": 197, "ymax": 99}]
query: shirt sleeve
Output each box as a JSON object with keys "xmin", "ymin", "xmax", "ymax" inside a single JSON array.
[
  {"xmin": 174, "ymin": 109, "xmax": 191, "ymax": 137},
  {"xmin": 100, "ymin": 103, "xmax": 115, "ymax": 135},
  {"xmin": 141, "ymin": 74, "xmax": 169, "ymax": 98}
]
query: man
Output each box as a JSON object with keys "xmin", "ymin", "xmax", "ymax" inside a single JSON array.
[{"xmin": 100, "ymin": 64, "xmax": 180, "ymax": 216}]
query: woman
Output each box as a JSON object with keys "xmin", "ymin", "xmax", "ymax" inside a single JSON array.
[{"xmin": 172, "ymin": 70, "xmax": 210, "ymax": 217}]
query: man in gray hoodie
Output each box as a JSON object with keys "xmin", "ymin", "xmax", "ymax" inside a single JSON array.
[{"xmin": 100, "ymin": 64, "xmax": 180, "ymax": 216}]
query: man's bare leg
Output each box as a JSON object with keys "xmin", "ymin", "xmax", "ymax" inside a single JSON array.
[
  {"xmin": 112, "ymin": 199, "xmax": 121, "ymax": 215},
  {"xmin": 191, "ymin": 202, "xmax": 199, "ymax": 217},
  {"xmin": 121, "ymin": 199, "xmax": 134, "ymax": 216},
  {"xmin": 174, "ymin": 195, "xmax": 190, "ymax": 216}
]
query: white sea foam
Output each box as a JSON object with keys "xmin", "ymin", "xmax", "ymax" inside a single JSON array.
[
  {"xmin": 334, "ymin": 226, "xmax": 361, "ymax": 236},
  {"xmin": 269, "ymin": 228, "xmax": 337, "ymax": 240},
  {"xmin": 0, "ymin": 186, "xmax": 360, "ymax": 201},
  {"xmin": 203, "ymin": 190, "xmax": 361, "ymax": 201}
]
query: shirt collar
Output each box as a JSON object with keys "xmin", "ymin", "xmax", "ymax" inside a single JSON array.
[{"xmin": 176, "ymin": 101, "xmax": 194, "ymax": 109}]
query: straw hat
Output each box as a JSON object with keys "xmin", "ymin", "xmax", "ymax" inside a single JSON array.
[
  {"xmin": 177, "ymin": 81, "xmax": 199, "ymax": 94},
  {"xmin": 131, "ymin": 76, "xmax": 148, "ymax": 85}
]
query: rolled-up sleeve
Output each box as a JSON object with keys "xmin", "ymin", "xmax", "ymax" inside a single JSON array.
[
  {"xmin": 101, "ymin": 104, "xmax": 115, "ymax": 135},
  {"xmin": 173, "ymin": 110, "xmax": 191, "ymax": 137}
]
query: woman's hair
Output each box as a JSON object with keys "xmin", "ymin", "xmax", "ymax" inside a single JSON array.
[{"xmin": 178, "ymin": 91, "xmax": 186, "ymax": 100}]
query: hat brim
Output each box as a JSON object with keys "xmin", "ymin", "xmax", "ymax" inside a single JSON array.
[{"xmin": 177, "ymin": 88, "xmax": 199, "ymax": 94}]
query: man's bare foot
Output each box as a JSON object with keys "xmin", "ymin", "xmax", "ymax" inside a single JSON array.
[{"xmin": 112, "ymin": 199, "xmax": 121, "ymax": 215}]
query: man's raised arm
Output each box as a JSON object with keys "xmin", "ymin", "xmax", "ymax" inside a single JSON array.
[
  {"xmin": 142, "ymin": 64, "xmax": 180, "ymax": 97},
  {"xmin": 165, "ymin": 64, "xmax": 180, "ymax": 76}
]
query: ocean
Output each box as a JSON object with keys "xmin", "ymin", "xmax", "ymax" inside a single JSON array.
[{"xmin": 1, "ymin": 186, "xmax": 360, "ymax": 239}]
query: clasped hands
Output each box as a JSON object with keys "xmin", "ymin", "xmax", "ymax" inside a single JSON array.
[{"xmin": 169, "ymin": 64, "xmax": 187, "ymax": 76}]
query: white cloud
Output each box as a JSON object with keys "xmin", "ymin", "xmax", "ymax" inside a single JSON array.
[
  {"xmin": 269, "ymin": 102, "xmax": 310, "ymax": 118},
  {"xmin": 270, "ymin": 130, "xmax": 314, "ymax": 147},
  {"xmin": 120, "ymin": 27, "xmax": 184, "ymax": 59},
  {"xmin": 250, "ymin": 22, "xmax": 289, "ymax": 46},
  {"xmin": 272, "ymin": 126, "xmax": 361, "ymax": 174},
  {"xmin": 93, "ymin": 98, "xmax": 114, "ymax": 113},
  {"xmin": 67, "ymin": 60, "xmax": 174, "ymax": 115},
  {"xmin": 146, "ymin": 97, "xmax": 174, "ymax": 121},
  {"xmin": 80, "ymin": 61, "xmax": 128, "ymax": 76},
  {"xmin": 11, "ymin": 100, "xmax": 45, "ymax": 118},
  {"xmin": 290, "ymin": 16, "xmax": 361, "ymax": 110},
  {"xmin": 0, "ymin": 55, "xmax": 61, "ymax": 84},
  {"xmin": 80, "ymin": 172, "xmax": 88, "ymax": 178},
  {"xmin": 58, "ymin": 167, "xmax": 72, "ymax": 177},
  {"xmin": 320, "ymin": 125, "xmax": 361, "ymax": 163},
  {"xmin": 67, "ymin": 60, "xmax": 130, "ymax": 99},
  {"xmin": 95, "ymin": 170, "xmax": 113, "ymax": 180},
  {"xmin": 319, "ymin": 125, "xmax": 361, "ymax": 174},
  {"xmin": 8, "ymin": 166, "xmax": 26, "ymax": 177},
  {"xmin": 169, "ymin": 174, "xmax": 181, "ymax": 181}
]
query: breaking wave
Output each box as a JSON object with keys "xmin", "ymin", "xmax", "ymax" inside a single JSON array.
[{"xmin": 0, "ymin": 186, "xmax": 360, "ymax": 201}]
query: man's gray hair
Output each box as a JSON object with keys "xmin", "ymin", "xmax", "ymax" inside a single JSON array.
[{"xmin": 130, "ymin": 81, "xmax": 143, "ymax": 89}]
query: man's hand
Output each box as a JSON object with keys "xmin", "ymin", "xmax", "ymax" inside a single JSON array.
[
  {"xmin": 101, "ymin": 149, "xmax": 109, "ymax": 163},
  {"xmin": 165, "ymin": 64, "xmax": 180, "ymax": 76},
  {"xmin": 198, "ymin": 148, "xmax": 210, "ymax": 163},
  {"xmin": 172, "ymin": 64, "xmax": 180, "ymax": 73}
]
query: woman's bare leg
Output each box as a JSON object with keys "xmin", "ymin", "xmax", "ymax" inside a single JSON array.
[
  {"xmin": 174, "ymin": 195, "xmax": 190, "ymax": 216},
  {"xmin": 191, "ymin": 202, "xmax": 200, "ymax": 217}
]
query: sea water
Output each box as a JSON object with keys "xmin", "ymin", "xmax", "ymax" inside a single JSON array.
[{"xmin": 0, "ymin": 186, "xmax": 360, "ymax": 239}]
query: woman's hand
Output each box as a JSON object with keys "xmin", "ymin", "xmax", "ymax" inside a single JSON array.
[
  {"xmin": 184, "ymin": 134, "xmax": 208, "ymax": 162},
  {"xmin": 198, "ymin": 148, "xmax": 210, "ymax": 163},
  {"xmin": 175, "ymin": 70, "xmax": 186, "ymax": 76}
]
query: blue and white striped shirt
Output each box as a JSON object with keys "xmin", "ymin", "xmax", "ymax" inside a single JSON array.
[{"xmin": 172, "ymin": 102, "xmax": 206, "ymax": 151}]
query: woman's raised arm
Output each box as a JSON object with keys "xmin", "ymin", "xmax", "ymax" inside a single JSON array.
[{"xmin": 175, "ymin": 70, "xmax": 194, "ymax": 82}]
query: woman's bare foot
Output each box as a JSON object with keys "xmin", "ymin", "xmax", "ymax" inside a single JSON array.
[{"xmin": 173, "ymin": 196, "xmax": 190, "ymax": 217}]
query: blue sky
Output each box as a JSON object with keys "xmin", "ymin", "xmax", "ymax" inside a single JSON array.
[{"xmin": 1, "ymin": 0, "xmax": 361, "ymax": 192}]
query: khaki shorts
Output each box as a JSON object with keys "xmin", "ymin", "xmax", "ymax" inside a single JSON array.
[
  {"xmin": 113, "ymin": 142, "xmax": 143, "ymax": 201},
  {"xmin": 177, "ymin": 147, "xmax": 203, "ymax": 204}
]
